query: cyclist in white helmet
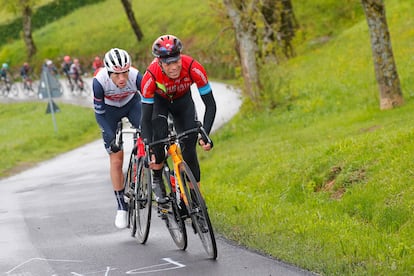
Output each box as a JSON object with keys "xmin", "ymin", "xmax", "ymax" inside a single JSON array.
[{"xmin": 93, "ymin": 48, "xmax": 143, "ymax": 229}]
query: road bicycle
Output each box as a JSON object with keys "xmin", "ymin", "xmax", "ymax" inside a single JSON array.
[
  {"xmin": 0, "ymin": 76, "xmax": 19, "ymax": 97},
  {"xmin": 20, "ymin": 75, "xmax": 36, "ymax": 96},
  {"xmin": 70, "ymin": 74, "xmax": 91, "ymax": 97},
  {"xmin": 63, "ymin": 72, "xmax": 75, "ymax": 92},
  {"xmin": 147, "ymin": 121, "xmax": 217, "ymax": 259},
  {"xmin": 119, "ymin": 122, "xmax": 152, "ymax": 244}
]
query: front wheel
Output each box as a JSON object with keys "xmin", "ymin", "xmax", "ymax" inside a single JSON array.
[
  {"xmin": 134, "ymin": 156, "xmax": 152, "ymax": 244},
  {"xmin": 179, "ymin": 162, "xmax": 217, "ymax": 259},
  {"xmin": 124, "ymin": 153, "xmax": 137, "ymax": 237}
]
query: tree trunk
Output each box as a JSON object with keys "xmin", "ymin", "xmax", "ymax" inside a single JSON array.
[
  {"xmin": 21, "ymin": 1, "xmax": 36, "ymax": 60},
  {"xmin": 260, "ymin": 0, "xmax": 298, "ymax": 61},
  {"xmin": 120, "ymin": 0, "xmax": 143, "ymax": 42},
  {"xmin": 223, "ymin": 0, "xmax": 261, "ymax": 104},
  {"xmin": 361, "ymin": 0, "xmax": 403, "ymax": 109},
  {"xmin": 279, "ymin": 0, "xmax": 298, "ymax": 58}
]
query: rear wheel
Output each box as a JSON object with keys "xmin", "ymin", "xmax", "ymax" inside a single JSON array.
[
  {"xmin": 179, "ymin": 162, "xmax": 217, "ymax": 259},
  {"xmin": 134, "ymin": 157, "xmax": 152, "ymax": 244},
  {"xmin": 162, "ymin": 165, "xmax": 187, "ymax": 250}
]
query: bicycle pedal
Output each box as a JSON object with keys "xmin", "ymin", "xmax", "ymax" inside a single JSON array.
[
  {"xmin": 159, "ymin": 208, "xmax": 169, "ymax": 214},
  {"xmin": 158, "ymin": 204, "xmax": 169, "ymax": 213},
  {"xmin": 158, "ymin": 208, "xmax": 168, "ymax": 220}
]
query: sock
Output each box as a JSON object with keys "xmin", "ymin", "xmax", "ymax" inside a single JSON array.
[
  {"xmin": 114, "ymin": 189, "xmax": 127, "ymax": 210},
  {"xmin": 152, "ymin": 169, "xmax": 162, "ymax": 179}
]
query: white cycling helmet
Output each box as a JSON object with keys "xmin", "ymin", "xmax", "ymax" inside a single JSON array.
[{"xmin": 104, "ymin": 48, "xmax": 131, "ymax": 73}]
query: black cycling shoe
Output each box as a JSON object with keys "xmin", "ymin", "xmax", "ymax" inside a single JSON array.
[
  {"xmin": 152, "ymin": 176, "xmax": 168, "ymax": 204},
  {"xmin": 178, "ymin": 201, "xmax": 189, "ymax": 218}
]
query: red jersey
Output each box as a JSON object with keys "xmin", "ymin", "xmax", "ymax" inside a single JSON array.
[{"xmin": 141, "ymin": 54, "xmax": 209, "ymax": 103}]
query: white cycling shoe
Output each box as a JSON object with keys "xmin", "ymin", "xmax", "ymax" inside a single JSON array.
[{"xmin": 115, "ymin": 210, "xmax": 128, "ymax": 229}]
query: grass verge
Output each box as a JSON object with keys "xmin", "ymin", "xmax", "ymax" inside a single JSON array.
[{"xmin": 0, "ymin": 101, "xmax": 100, "ymax": 178}]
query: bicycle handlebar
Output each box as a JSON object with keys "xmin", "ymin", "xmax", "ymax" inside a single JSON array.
[{"xmin": 147, "ymin": 121, "xmax": 214, "ymax": 149}]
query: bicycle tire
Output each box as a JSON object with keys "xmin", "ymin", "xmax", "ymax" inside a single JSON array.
[
  {"xmin": 20, "ymin": 82, "xmax": 31, "ymax": 96},
  {"xmin": 179, "ymin": 162, "xmax": 217, "ymax": 259},
  {"xmin": 80, "ymin": 82, "xmax": 91, "ymax": 97},
  {"xmin": 162, "ymin": 164, "xmax": 187, "ymax": 250},
  {"xmin": 134, "ymin": 156, "xmax": 152, "ymax": 244},
  {"xmin": 9, "ymin": 82, "xmax": 19, "ymax": 97},
  {"xmin": 124, "ymin": 152, "xmax": 137, "ymax": 236}
]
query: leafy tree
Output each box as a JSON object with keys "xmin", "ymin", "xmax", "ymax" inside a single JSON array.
[
  {"xmin": 0, "ymin": 0, "xmax": 37, "ymax": 60},
  {"xmin": 361, "ymin": 0, "xmax": 403, "ymax": 110},
  {"xmin": 120, "ymin": 0, "xmax": 143, "ymax": 42}
]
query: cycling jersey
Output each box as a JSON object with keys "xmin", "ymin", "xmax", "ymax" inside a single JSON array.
[
  {"xmin": 20, "ymin": 66, "xmax": 30, "ymax": 78},
  {"xmin": 69, "ymin": 63, "xmax": 81, "ymax": 76},
  {"xmin": 61, "ymin": 62, "xmax": 71, "ymax": 74},
  {"xmin": 0, "ymin": 68, "xmax": 7, "ymax": 79},
  {"xmin": 93, "ymin": 67, "xmax": 143, "ymax": 152},
  {"xmin": 141, "ymin": 55, "xmax": 212, "ymax": 103}
]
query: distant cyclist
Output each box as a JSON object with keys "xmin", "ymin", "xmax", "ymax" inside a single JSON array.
[
  {"xmin": 0, "ymin": 63, "xmax": 9, "ymax": 81},
  {"xmin": 93, "ymin": 48, "xmax": 143, "ymax": 229},
  {"xmin": 20, "ymin": 62, "xmax": 33, "ymax": 91},
  {"xmin": 43, "ymin": 59, "xmax": 58, "ymax": 75},
  {"xmin": 69, "ymin": 58, "xmax": 85, "ymax": 91},
  {"xmin": 1, "ymin": 63, "xmax": 12, "ymax": 92},
  {"xmin": 92, "ymin": 56, "xmax": 104, "ymax": 76},
  {"xmin": 61, "ymin": 55, "xmax": 73, "ymax": 91},
  {"xmin": 140, "ymin": 34, "xmax": 216, "ymax": 205}
]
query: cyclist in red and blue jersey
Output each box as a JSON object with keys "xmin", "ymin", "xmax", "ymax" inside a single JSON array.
[
  {"xmin": 93, "ymin": 48, "xmax": 143, "ymax": 229},
  {"xmin": 141, "ymin": 34, "xmax": 216, "ymax": 205}
]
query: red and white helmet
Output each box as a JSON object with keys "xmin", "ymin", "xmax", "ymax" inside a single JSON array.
[
  {"xmin": 152, "ymin": 34, "xmax": 183, "ymax": 63},
  {"xmin": 104, "ymin": 48, "xmax": 131, "ymax": 73}
]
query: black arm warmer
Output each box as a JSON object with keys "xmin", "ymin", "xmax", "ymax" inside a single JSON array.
[
  {"xmin": 141, "ymin": 103, "xmax": 153, "ymax": 142},
  {"xmin": 201, "ymin": 92, "xmax": 217, "ymax": 134}
]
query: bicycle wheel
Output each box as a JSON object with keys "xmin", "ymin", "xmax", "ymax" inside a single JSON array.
[
  {"xmin": 124, "ymin": 152, "xmax": 137, "ymax": 236},
  {"xmin": 134, "ymin": 156, "xmax": 152, "ymax": 244},
  {"xmin": 9, "ymin": 82, "xmax": 19, "ymax": 97},
  {"xmin": 162, "ymin": 164, "xmax": 187, "ymax": 250},
  {"xmin": 80, "ymin": 81, "xmax": 91, "ymax": 97},
  {"xmin": 179, "ymin": 162, "xmax": 217, "ymax": 259}
]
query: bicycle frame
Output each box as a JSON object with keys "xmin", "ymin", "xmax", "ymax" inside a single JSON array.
[
  {"xmin": 148, "ymin": 122, "xmax": 213, "ymax": 207},
  {"xmin": 168, "ymin": 142, "xmax": 193, "ymax": 207}
]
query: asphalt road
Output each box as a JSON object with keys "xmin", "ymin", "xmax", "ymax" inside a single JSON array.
[{"xmin": 0, "ymin": 79, "xmax": 315, "ymax": 276}]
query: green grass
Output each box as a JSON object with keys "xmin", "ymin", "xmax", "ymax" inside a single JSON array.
[
  {"xmin": 198, "ymin": 1, "xmax": 414, "ymax": 274},
  {"xmin": 203, "ymin": 102, "xmax": 414, "ymax": 274},
  {"xmin": 1, "ymin": 0, "xmax": 414, "ymax": 275},
  {"xmin": 0, "ymin": 101, "xmax": 100, "ymax": 177},
  {"xmin": 0, "ymin": 0, "xmax": 234, "ymax": 79}
]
